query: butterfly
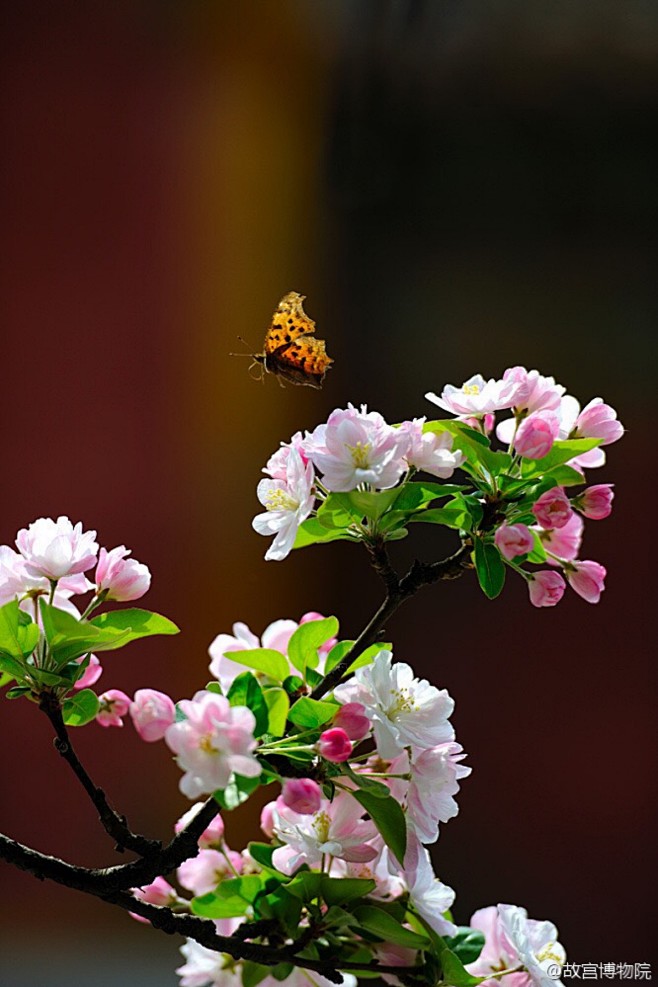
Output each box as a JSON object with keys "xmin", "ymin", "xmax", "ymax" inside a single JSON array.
[{"xmin": 248, "ymin": 292, "xmax": 333, "ymax": 389}]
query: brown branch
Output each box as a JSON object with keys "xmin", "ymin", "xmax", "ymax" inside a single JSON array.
[
  {"xmin": 311, "ymin": 540, "xmax": 473, "ymax": 700},
  {"xmin": 0, "ymin": 831, "xmax": 425, "ymax": 984},
  {"xmin": 39, "ymin": 691, "xmax": 160, "ymax": 855}
]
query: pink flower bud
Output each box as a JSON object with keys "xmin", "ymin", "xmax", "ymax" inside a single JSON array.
[
  {"xmin": 260, "ymin": 800, "xmax": 278, "ymax": 838},
  {"xmin": 574, "ymin": 484, "xmax": 614, "ymax": 520},
  {"xmin": 175, "ymin": 802, "xmax": 225, "ymax": 847},
  {"xmin": 565, "ymin": 560, "xmax": 606, "ymax": 604},
  {"xmin": 528, "ymin": 571, "xmax": 566, "ymax": 607},
  {"xmin": 333, "ymin": 702, "xmax": 371, "ymax": 741},
  {"xmin": 73, "ymin": 654, "xmax": 103, "ymax": 690},
  {"xmin": 281, "ymin": 778, "xmax": 323, "ymax": 815},
  {"xmin": 318, "ymin": 727, "xmax": 353, "ymax": 763},
  {"xmin": 532, "ymin": 487, "xmax": 573, "ymax": 530},
  {"xmin": 494, "ymin": 523, "xmax": 535, "ymax": 561},
  {"xmin": 95, "ymin": 545, "xmax": 151, "ymax": 602},
  {"xmin": 130, "ymin": 877, "xmax": 179, "ymax": 923},
  {"xmin": 514, "ymin": 411, "xmax": 560, "ymax": 460},
  {"xmin": 96, "ymin": 689, "xmax": 131, "ymax": 727},
  {"xmin": 130, "ymin": 688, "xmax": 176, "ymax": 742},
  {"xmin": 575, "ymin": 398, "xmax": 623, "ymax": 445}
]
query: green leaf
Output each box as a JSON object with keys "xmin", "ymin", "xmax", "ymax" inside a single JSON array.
[
  {"xmin": 288, "ymin": 696, "xmax": 337, "ymax": 729},
  {"xmin": 341, "ymin": 765, "xmax": 390, "ymax": 798},
  {"xmin": 0, "ymin": 652, "xmax": 27, "ymax": 680},
  {"xmin": 214, "ymin": 772, "xmax": 264, "ymax": 811},
  {"xmin": 440, "ymin": 946, "xmax": 484, "ymax": 986},
  {"xmin": 324, "ymin": 640, "xmax": 353, "ymax": 674},
  {"xmin": 192, "ymin": 875, "xmax": 263, "ymax": 919},
  {"xmin": 205, "ymin": 680, "xmax": 223, "ymax": 695},
  {"xmin": 257, "ymin": 886, "xmax": 302, "ymax": 935},
  {"xmin": 287, "ymin": 616, "xmax": 339, "ymax": 677},
  {"xmin": 409, "ymin": 505, "xmax": 471, "ymax": 529},
  {"xmin": 344, "ymin": 488, "xmax": 402, "ymax": 521},
  {"xmin": 40, "ymin": 603, "xmax": 177, "ymax": 665},
  {"xmin": 392, "ymin": 481, "xmax": 467, "ymax": 511},
  {"xmin": 0, "ymin": 600, "xmax": 39, "ymax": 661},
  {"xmin": 473, "ymin": 540, "xmax": 506, "ymax": 599},
  {"xmin": 62, "ymin": 689, "xmax": 100, "ymax": 727},
  {"xmin": 242, "ymin": 962, "xmax": 271, "ymax": 987},
  {"xmin": 226, "ymin": 648, "xmax": 290, "ymax": 683},
  {"xmin": 351, "ymin": 789, "xmax": 406, "ymax": 865},
  {"xmin": 293, "ymin": 518, "xmax": 356, "ymax": 549},
  {"xmin": 263, "ymin": 687, "xmax": 289, "ymax": 737},
  {"xmin": 247, "ymin": 842, "xmax": 276, "ymax": 871},
  {"xmin": 320, "ymin": 877, "xmax": 376, "ymax": 906},
  {"xmin": 543, "ymin": 464, "xmax": 587, "ymax": 487},
  {"xmin": 426, "ymin": 421, "xmax": 512, "ymax": 476},
  {"xmin": 0, "ymin": 670, "xmax": 14, "ymax": 689},
  {"xmin": 227, "ymin": 672, "xmax": 269, "ymax": 737},
  {"xmin": 521, "ymin": 438, "xmax": 601, "ymax": 477},
  {"xmin": 6, "ymin": 685, "xmax": 31, "ymax": 699},
  {"xmin": 345, "ymin": 643, "xmax": 391, "ymax": 675},
  {"xmin": 88, "ymin": 608, "xmax": 179, "ymax": 641},
  {"xmin": 284, "ymin": 871, "xmax": 323, "ymax": 901},
  {"xmin": 445, "ymin": 927, "xmax": 486, "ymax": 965},
  {"xmin": 354, "ymin": 905, "xmax": 430, "ymax": 948},
  {"xmin": 527, "ymin": 529, "xmax": 548, "ymax": 564}
]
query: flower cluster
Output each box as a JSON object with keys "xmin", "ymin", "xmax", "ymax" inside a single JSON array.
[{"xmin": 253, "ymin": 368, "xmax": 622, "ymax": 610}]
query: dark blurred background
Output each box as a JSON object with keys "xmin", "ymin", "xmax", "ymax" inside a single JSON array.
[{"xmin": 1, "ymin": 2, "xmax": 656, "ymax": 984}]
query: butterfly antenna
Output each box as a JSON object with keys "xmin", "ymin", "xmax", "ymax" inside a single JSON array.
[{"xmin": 228, "ymin": 336, "xmax": 255, "ymax": 357}]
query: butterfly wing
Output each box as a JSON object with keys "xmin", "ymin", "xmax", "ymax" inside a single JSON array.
[
  {"xmin": 266, "ymin": 337, "xmax": 333, "ymax": 389},
  {"xmin": 263, "ymin": 292, "xmax": 317, "ymax": 355}
]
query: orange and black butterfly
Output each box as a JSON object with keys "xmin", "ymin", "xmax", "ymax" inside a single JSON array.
[{"xmin": 248, "ymin": 292, "xmax": 333, "ymax": 389}]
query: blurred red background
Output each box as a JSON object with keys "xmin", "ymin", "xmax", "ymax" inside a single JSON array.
[{"xmin": 1, "ymin": 2, "xmax": 656, "ymax": 984}]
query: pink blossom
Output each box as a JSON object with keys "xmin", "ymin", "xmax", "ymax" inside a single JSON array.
[
  {"xmin": 426, "ymin": 374, "xmax": 513, "ymax": 417},
  {"xmin": 260, "ymin": 800, "xmax": 277, "ymax": 839},
  {"xmin": 528, "ymin": 571, "xmax": 566, "ymax": 608},
  {"xmin": 263, "ymin": 430, "xmax": 309, "ymax": 480},
  {"xmin": 388, "ymin": 743, "xmax": 471, "ymax": 844},
  {"xmin": 334, "ymin": 650, "xmax": 455, "ymax": 759},
  {"xmin": 309, "ymin": 405, "xmax": 409, "ymax": 492},
  {"xmin": 176, "ymin": 924, "xmax": 243, "ymax": 987},
  {"xmin": 500, "ymin": 367, "xmax": 566, "ymax": 415},
  {"xmin": 329, "ymin": 837, "xmax": 405, "ymax": 900},
  {"xmin": 130, "ymin": 876, "xmax": 180, "ymax": 923},
  {"xmin": 532, "ymin": 488, "xmax": 573, "ymax": 530},
  {"xmin": 0, "ymin": 545, "xmax": 93, "ymax": 611},
  {"xmin": 175, "ymin": 802, "xmax": 225, "ymax": 848},
  {"xmin": 536, "ymin": 513, "xmax": 583, "ymax": 565},
  {"xmin": 398, "ymin": 835, "xmax": 457, "ymax": 936},
  {"xmin": 281, "ymin": 778, "xmax": 323, "ymax": 815},
  {"xmin": 573, "ymin": 397, "xmax": 624, "ymax": 445},
  {"xmin": 177, "ymin": 846, "xmax": 243, "ymax": 896},
  {"xmin": 96, "ymin": 689, "xmax": 131, "ymax": 727},
  {"xmin": 333, "ymin": 702, "xmax": 371, "ymax": 741},
  {"xmin": 565, "ymin": 561, "xmax": 606, "ymax": 604},
  {"xmin": 513, "ymin": 411, "xmax": 560, "ymax": 460},
  {"xmin": 495, "ymin": 524, "xmax": 535, "ymax": 561},
  {"xmin": 73, "ymin": 654, "xmax": 103, "ymax": 690},
  {"xmin": 467, "ymin": 904, "xmax": 566, "ymax": 987},
  {"xmin": 95, "ymin": 545, "xmax": 151, "ymax": 601},
  {"xmin": 399, "ymin": 419, "xmax": 464, "ymax": 478},
  {"xmin": 15, "ymin": 516, "xmax": 99, "ymax": 581},
  {"xmin": 318, "ymin": 727, "xmax": 353, "ymax": 762},
  {"xmin": 130, "ymin": 688, "xmax": 176, "ymax": 742},
  {"xmin": 573, "ymin": 484, "xmax": 614, "ymax": 520},
  {"xmin": 165, "ymin": 691, "xmax": 261, "ymax": 799},
  {"xmin": 252, "ymin": 447, "xmax": 316, "ymax": 561},
  {"xmin": 271, "ymin": 792, "xmax": 378, "ymax": 875},
  {"xmin": 208, "ymin": 617, "xmax": 298, "ymax": 692}
]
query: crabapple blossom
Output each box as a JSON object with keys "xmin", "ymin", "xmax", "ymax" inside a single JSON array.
[
  {"xmin": 329, "ymin": 837, "xmax": 405, "ymax": 900},
  {"xmin": 467, "ymin": 904, "xmax": 566, "ymax": 987},
  {"xmin": 73, "ymin": 654, "xmax": 102, "ymax": 690},
  {"xmin": 572, "ymin": 397, "xmax": 623, "ymax": 445},
  {"xmin": 175, "ymin": 803, "xmax": 225, "ymax": 848},
  {"xmin": 96, "ymin": 689, "xmax": 131, "ymax": 728},
  {"xmin": 252, "ymin": 447, "xmax": 315, "ymax": 561},
  {"xmin": 317, "ymin": 727, "xmax": 353, "ymax": 762},
  {"xmin": 281, "ymin": 778, "xmax": 323, "ymax": 815},
  {"xmin": 399, "ymin": 837, "xmax": 457, "ymax": 937},
  {"xmin": 165, "ymin": 691, "xmax": 261, "ymax": 799},
  {"xmin": 130, "ymin": 877, "xmax": 180, "ymax": 923},
  {"xmin": 177, "ymin": 846, "xmax": 243, "ymax": 896},
  {"xmin": 388, "ymin": 742, "xmax": 471, "ymax": 844},
  {"xmin": 527, "ymin": 571, "xmax": 566, "ymax": 608},
  {"xmin": 332, "ymin": 701, "xmax": 371, "ymax": 741},
  {"xmin": 334, "ymin": 650, "xmax": 455, "ymax": 759},
  {"xmin": 176, "ymin": 921, "xmax": 243, "ymax": 987},
  {"xmin": 535, "ymin": 512, "xmax": 583, "ymax": 564},
  {"xmin": 500, "ymin": 367, "xmax": 566, "ymax": 415},
  {"xmin": 513, "ymin": 411, "xmax": 560, "ymax": 460},
  {"xmin": 426, "ymin": 374, "xmax": 512, "ymax": 417},
  {"xmin": 130, "ymin": 688, "xmax": 176, "ymax": 742},
  {"xmin": 95, "ymin": 545, "xmax": 151, "ymax": 601},
  {"xmin": 263, "ymin": 430, "xmax": 309, "ymax": 480},
  {"xmin": 309, "ymin": 405, "xmax": 409, "ymax": 492},
  {"xmin": 573, "ymin": 483, "xmax": 614, "ymax": 520},
  {"xmin": 531, "ymin": 488, "xmax": 573, "ymax": 530},
  {"xmin": 495, "ymin": 524, "xmax": 535, "ymax": 561},
  {"xmin": 0, "ymin": 545, "xmax": 93, "ymax": 611},
  {"xmin": 15, "ymin": 516, "xmax": 99, "ymax": 580},
  {"xmin": 398, "ymin": 418, "xmax": 464, "ymax": 478},
  {"xmin": 564, "ymin": 561, "xmax": 606, "ymax": 604},
  {"xmin": 259, "ymin": 800, "xmax": 277, "ymax": 839},
  {"xmin": 271, "ymin": 792, "xmax": 378, "ymax": 875}
]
